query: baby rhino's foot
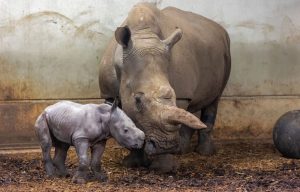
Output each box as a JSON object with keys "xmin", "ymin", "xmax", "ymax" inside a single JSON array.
[
  {"xmin": 72, "ymin": 175, "xmax": 87, "ymax": 184},
  {"xmin": 45, "ymin": 162, "xmax": 56, "ymax": 178},
  {"xmin": 72, "ymin": 171, "xmax": 88, "ymax": 184},
  {"xmin": 53, "ymin": 163, "xmax": 70, "ymax": 177},
  {"xmin": 56, "ymin": 170, "xmax": 70, "ymax": 178},
  {"xmin": 94, "ymin": 171, "xmax": 108, "ymax": 182}
]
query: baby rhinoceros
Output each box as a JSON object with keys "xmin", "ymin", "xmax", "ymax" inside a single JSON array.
[{"xmin": 35, "ymin": 100, "xmax": 145, "ymax": 184}]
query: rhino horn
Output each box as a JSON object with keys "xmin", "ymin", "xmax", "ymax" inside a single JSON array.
[{"xmin": 161, "ymin": 105, "xmax": 207, "ymax": 129}]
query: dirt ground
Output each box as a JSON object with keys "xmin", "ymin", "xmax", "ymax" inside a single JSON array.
[{"xmin": 0, "ymin": 138, "xmax": 300, "ymax": 192}]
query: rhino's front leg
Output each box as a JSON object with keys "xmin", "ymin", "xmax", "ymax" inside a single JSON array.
[
  {"xmin": 122, "ymin": 149, "xmax": 151, "ymax": 168},
  {"xmin": 177, "ymin": 100, "xmax": 196, "ymax": 154},
  {"xmin": 195, "ymin": 99, "xmax": 219, "ymax": 155},
  {"xmin": 72, "ymin": 139, "xmax": 90, "ymax": 184},
  {"xmin": 90, "ymin": 140, "xmax": 108, "ymax": 182},
  {"xmin": 179, "ymin": 125, "xmax": 196, "ymax": 154}
]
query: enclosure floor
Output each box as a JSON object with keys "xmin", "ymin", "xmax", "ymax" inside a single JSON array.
[{"xmin": 0, "ymin": 139, "xmax": 299, "ymax": 192}]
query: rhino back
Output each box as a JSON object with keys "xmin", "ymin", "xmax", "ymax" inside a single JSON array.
[
  {"xmin": 45, "ymin": 101, "xmax": 108, "ymax": 144},
  {"xmin": 160, "ymin": 7, "xmax": 231, "ymax": 108},
  {"xmin": 99, "ymin": 38, "xmax": 119, "ymax": 99}
]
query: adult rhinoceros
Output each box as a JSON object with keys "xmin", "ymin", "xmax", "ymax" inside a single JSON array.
[{"xmin": 99, "ymin": 3, "xmax": 231, "ymax": 166}]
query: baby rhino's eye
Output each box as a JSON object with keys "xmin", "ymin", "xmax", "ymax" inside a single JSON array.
[{"xmin": 124, "ymin": 128, "xmax": 128, "ymax": 133}]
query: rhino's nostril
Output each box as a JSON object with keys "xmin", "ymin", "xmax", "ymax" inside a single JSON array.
[
  {"xmin": 144, "ymin": 140, "xmax": 157, "ymax": 155},
  {"xmin": 148, "ymin": 140, "xmax": 156, "ymax": 149}
]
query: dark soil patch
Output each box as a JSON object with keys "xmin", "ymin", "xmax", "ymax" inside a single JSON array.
[{"xmin": 0, "ymin": 139, "xmax": 300, "ymax": 191}]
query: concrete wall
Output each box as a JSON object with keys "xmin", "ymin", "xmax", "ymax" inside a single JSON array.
[{"xmin": 0, "ymin": 0, "xmax": 300, "ymax": 146}]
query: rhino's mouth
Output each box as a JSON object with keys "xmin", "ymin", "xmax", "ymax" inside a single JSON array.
[{"xmin": 144, "ymin": 135, "xmax": 180, "ymax": 156}]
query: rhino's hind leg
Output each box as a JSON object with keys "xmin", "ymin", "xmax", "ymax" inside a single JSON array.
[
  {"xmin": 195, "ymin": 99, "xmax": 219, "ymax": 155},
  {"xmin": 53, "ymin": 141, "xmax": 70, "ymax": 177},
  {"xmin": 35, "ymin": 112, "xmax": 55, "ymax": 177}
]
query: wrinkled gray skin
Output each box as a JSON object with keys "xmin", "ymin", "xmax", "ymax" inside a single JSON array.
[
  {"xmin": 35, "ymin": 101, "xmax": 145, "ymax": 184},
  {"xmin": 99, "ymin": 3, "xmax": 231, "ymax": 168}
]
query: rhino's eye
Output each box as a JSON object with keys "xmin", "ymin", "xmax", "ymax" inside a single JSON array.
[
  {"xmin": 159, "ymin": 88, "xmax": 173, "ymax": 100},
  {"xmin": 160, "ymin": 93, "xmax": 172, "ymax": 100},
  {"xmin": 134, "ymin": 92, "xmax": 144, "ymax": 112}
]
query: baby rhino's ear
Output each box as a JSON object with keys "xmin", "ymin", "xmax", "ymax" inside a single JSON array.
[{"xmin": 111, "ymin": 98, "xmax": 119, "ymax": 112}]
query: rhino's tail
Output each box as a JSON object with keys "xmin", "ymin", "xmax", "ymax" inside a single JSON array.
[{"xmin": 35, "ymin": 111, "xmax": 54, "ymax": 171}]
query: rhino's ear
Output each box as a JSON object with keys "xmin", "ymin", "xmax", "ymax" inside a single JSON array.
[
  {"xmin": 163, "ymin": 28, "xmax": 182, "ymax": 50},
  {"xmin": 111, "ymin": 98, "xmax": 119, "ymax": 112},
  {"xmin": 115, "ymin": 26, "xmax": 131, "ymax": 48}
]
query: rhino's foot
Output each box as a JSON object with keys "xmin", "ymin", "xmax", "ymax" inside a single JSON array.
[
  {"xmin": 72, "ymin": 170, "xmax": 88, "ymax": 184},
  {"xmin": 195, "ymin": 129, "xmax": 217, "ymax": 156},
  {"xmin": 53, "ymin": 163, "xmax": 70, "ymax": 177},
  {"xmin": 93, "ymin": 171, "xmax": 108, "ymax": 182},
  {"xmin": 123, "ymin": 154, "xmax": 144, "ymax": 167},
  {"xmin": 149, "ymin": 154, "xmax": 179, "ymax": 173},
  {"xmin": 122, "ymin": 149, "xmax": 151, "ymax": 168},
  {"xmin": 72, "ymin": 176, "xmax": 87, "ymax": 184},
  {"xmin": 56, "ymin": 169, "xmax": 70, "ymax": 178},
  {"xmin": 179, "ymin": 126, "xmax": 195, "ymax": 154},
  {"xmin": 179, "ymin": 139, "xmax": 192, "ymax": 154},
  {"xmin": 45, "ymin": 162, "xmax": 56, "ymax": 178},
  {"xmin": 194, "ymin": 140, "xmax": 216, "ymax": 156}
]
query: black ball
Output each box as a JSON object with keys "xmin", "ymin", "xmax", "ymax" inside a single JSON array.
[{"xmin": 273, "ymin": 110, "xmax": 300, "ymax": 158}]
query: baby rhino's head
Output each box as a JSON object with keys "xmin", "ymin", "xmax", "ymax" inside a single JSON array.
[{"xmin": 108, "ymin": 101, "xmax": 145, "ymax": 149}]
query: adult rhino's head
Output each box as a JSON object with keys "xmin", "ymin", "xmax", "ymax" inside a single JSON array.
[{"xmin": 114, "ymin": 26, "xmax": 206, "ymax": 155}]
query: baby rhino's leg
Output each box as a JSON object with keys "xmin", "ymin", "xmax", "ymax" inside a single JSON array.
[
  {"xmin": 72, "ymin": 138, "xmax": 90, "ymax": 184},
  {"xmin": 53, "ymin": 141, "xmax": 70, "ymax": 177},
  {"xmin": 91, "ymin": 141, "xmax": 107, "ymax": 182},
  {"xmin": 35, "ymin": 112, "xmax": 55, "ymax": 177}
]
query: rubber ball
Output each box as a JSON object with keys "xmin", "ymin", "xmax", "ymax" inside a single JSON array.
[{"xmin": 273, "ymin": 110, "xmax": 300, "ymax": 158}]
